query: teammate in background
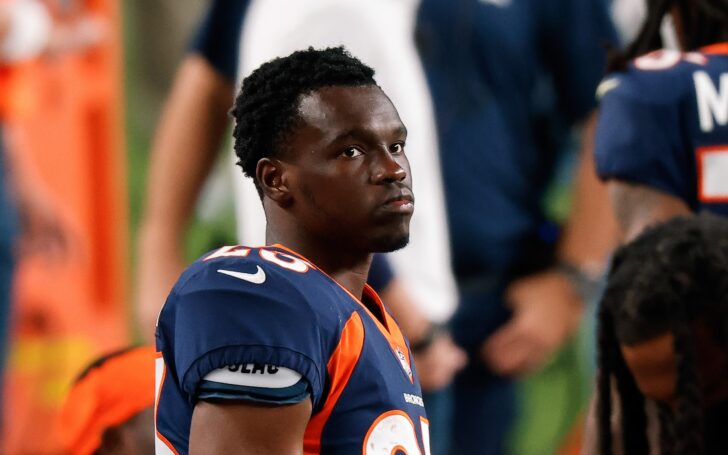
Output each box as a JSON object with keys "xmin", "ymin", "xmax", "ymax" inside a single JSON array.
[
  {"xmin": 156, "ymin": 47, "xmax": 430, "ymax": 454},
  {"xmin": 414, "ymin": 1, "xmax": 618, "ymax": 452},
  {"xmin": 594, "ymin": 0, "xmax": 728, "ymax": 241},
  {"xmin": 57, "ymin": 346, "xmax": 155, "ymax": 455},
  {"xmin": 596, "ymin": 214, "xmax": 728, "ymax": 454}
]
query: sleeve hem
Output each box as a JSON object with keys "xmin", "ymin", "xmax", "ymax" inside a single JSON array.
[{"xmin": 181, "ymin": 344, "xmax": 324, "ymax": 410}]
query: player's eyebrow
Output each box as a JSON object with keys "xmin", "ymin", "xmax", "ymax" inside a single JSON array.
[
  {"xmin": 393, "ymin": 125, "xmax": 408, "ymax": 139},
  {"xmin": 331, "ymin": 124, "xmax": 408, "ymax": 144}
]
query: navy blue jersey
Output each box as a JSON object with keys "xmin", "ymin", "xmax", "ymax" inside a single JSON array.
[
  {"xmin": 188, "ymin": 0, "xmax": 248, "ymax": 83},
  {"xmin": 595, "ymin": 44, "xmax": 728, "ymax": 215},
  {"xmin": 416, "ymin": 0, "xmax": 617, "ymax": 277},
  {"xmin": 155, "ymin": 245, "xmax": 428, "ymax": 455}
]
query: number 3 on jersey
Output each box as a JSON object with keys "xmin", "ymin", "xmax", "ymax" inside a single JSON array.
[{"xmin": 364, "ymin": 411, "xmax": 431, "ymax": 455}]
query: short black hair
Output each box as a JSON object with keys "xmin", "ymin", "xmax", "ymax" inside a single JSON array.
[
  {"xmin": 230, "ymin": 46, "xmax": 377, "ymax": 188},
  {"xmin": 608, "ymin": 0, "xmax": 728, "ymax": 72},
  {"xmin": 597, "ymin": 214, "xmax": 728, "ymax": 454}
]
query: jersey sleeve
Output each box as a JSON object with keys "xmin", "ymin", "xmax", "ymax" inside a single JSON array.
[
  {"xmin": 539, "ymin": 0, "xmax": 618, "ymax": 122},
  {"xmin": 594, "ymin": 73, "xmax": 693, "ymax": 204},
  {"xmin": 187, "ymin": 0, "xmax": 248, "ymax": 82},
  {"xmin": 159, "ymin": 265, "xmax": 326, "ymax": 408}
]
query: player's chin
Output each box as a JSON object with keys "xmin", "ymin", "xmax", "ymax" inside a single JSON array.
[
  {"xmin": 363, "ymin": 214, "xmax": 412, "ymax": 252},
  {"xmin": 368, "ymin": 226, "xmax": 410, "ymax": 253},
  {"xmin": 370, "ymin": 234, "xmax": 410, "ymax": 253}
]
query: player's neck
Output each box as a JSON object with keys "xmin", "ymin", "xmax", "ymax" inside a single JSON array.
[{"xmin": 266, "ymin": 228, "xmax": 372, "ymax": 299}]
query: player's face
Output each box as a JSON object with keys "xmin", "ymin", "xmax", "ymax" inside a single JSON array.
[
  {"xmin": 620, "ymin": 333, "xmax": 677, "ymax": 403},
  {"xmin": 284, "ymin": 85, "xmax": 413, "ymax": 253},
  {"xmin": 620, "ymin": 323, "xmax": 728, "ymax": 406}
]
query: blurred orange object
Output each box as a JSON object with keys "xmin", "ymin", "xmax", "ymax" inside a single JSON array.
[
  {"xmin": 57, "ymin": 346, "xmax": 154, "ymax": 455},
  {"xmin": 1, "ymin": 0, "xmax": 129, "ymax": 453}
]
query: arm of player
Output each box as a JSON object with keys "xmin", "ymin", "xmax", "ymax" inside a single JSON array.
[
  {"xmin": 607, "ymin": 180, "xmax": 691, "ymax": 242},
  {"xmin": 190, "ymin": 399, "xmax": 312, "ymax": 455},
  {"xmin": 482, "ymin": 113, "xmax": 619, "ymax": 377},
  {"xmin": 135, "ymin": 54, "xmax": 233, "ymax": 340}
]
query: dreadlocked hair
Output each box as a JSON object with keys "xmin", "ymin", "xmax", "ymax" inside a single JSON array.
[
  {"xmin": 596, "ymin": 213, "xmax": 728, "ymax": 454},
  {"xmin": 230, "ymin": 46, "xmax": 377, "ymax": 191},
  {"xmin": 608, "ymin": 0, "xmax": 728, "ymax": 72},
  {"xmin": 597, "ymin": 255, "xmax": 648, "ymax": 455}
]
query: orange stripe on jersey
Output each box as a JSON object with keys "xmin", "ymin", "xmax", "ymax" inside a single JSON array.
[
  {"xmin": 702, "ymin": 42, "xmax": 728, "ymax": 56},
  {"xmin": 304, "ymin": 312, "xmax": 365, "ymax": 454},
  {"xmin": 363, "ymin": 285, "xmax": 413, "ymax": 384}
]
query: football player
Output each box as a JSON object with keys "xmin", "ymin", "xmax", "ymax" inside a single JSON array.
[
  {"xmin": 596, "ymin": 214, "xmax": 728, "ymax": 454},
  {"xmin": 595, "ymin": 0, "xmax": 728, "ymax": 241},
  {"xmin": 155, "ymin": 47, "xmax": 429, "ymax": 454}
]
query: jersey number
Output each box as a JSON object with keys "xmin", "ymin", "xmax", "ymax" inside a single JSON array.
[
  {"xmin": 205, "ymin": 246, "xmax": 311, "ymax": 273},
  {"xmin": 363, "ymin": 411, "xmax": 431, "ymax": 455}
]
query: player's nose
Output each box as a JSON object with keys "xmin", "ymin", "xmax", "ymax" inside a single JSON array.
[{"xmin": 370, "ymin": 148, "xmax": 407, "ymax": 184}]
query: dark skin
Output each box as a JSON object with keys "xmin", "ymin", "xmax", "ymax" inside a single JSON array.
[
  {"xmin": 95, "ymin": 407, "xmax": 155, "ymax": 455},
  {"xmin": 189, "ymin": 84, "xmax": 413, "ymax": 455}
]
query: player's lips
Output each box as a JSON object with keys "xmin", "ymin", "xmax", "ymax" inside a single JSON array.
[{"xmin": 381, "ymin": 192, "xmax": 415, "ymax": 213}]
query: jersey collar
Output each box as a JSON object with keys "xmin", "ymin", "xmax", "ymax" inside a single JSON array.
[{"xmin": 701, "ymin": 42, "xmax": 728, "ymax": 56}]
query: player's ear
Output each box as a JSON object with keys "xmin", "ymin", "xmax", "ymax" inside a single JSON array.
[{"xmin": 257, "ymin": 157, "xmax": 292, "ymax": 206}]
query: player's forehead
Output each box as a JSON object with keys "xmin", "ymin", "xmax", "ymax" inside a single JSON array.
[{"xmin": 296, "ymin": 85, "xmax": 405, "ymax": 139}]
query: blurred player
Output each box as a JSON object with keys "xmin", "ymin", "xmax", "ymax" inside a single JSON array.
[
  {"xmin": 155, "ymin": 47, "xmax": 430, "ymax": 454},
  {"xmin": 595, "ymin": 0, "xmax": 728, "ymax": 241},
  {"xmin": 415, "ymin": 0, "xmax": 619, "ymax": 451},
  {"xmin": 57, "ymin": 346, "xmax": 155, "ymax": 455},
  {"xmin": 596, "ymin": 214, "xmax": 728, "ymax": 454}
]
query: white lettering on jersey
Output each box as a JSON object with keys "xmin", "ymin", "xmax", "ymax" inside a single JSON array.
[
  {"xmin": 259, "ymin": 249, "xmax": 310, "ymax": 273},
  {"xmin": 694, "ymin": 71, "xmax": 728, "ymax": 133},
  {"xmin": 634, "ymin": 49, "xmax": 682, "ymax": 70},
  {"xmin": 634, "ymin": 50, "xmax": 705, "ymax": 71},
  {"xmin": 698, "ymin": 147, "xmax": 728, "ymax": 202},
  {"xmin": 203, "ymin": 364, "xmax": 302, "ymax": 388},
  {"xmin": 596, "ymin": 77, "xmax": 620, "ymax": 100},
  {"xmin": 403, "ymin": 393, "xmax": 425, "ymax": 407},
  {"xmin": 204, "ymin": 245, "xmax": 252, "ymax": 261}
]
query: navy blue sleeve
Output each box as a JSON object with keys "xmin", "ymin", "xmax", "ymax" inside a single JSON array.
[
  {"xmin": 539, "ymin": 0, "xmax": 618, "ymax": 122},
  {"xmin": 161, "ymin": 264, "xmax": 326, "ymax": 408},
  {"xmin": 188, "ymin": 0, "xmax": 248, "ymax": 82},
  {"xmin": 594, "ymin": 72, "xmax": 693, "ymax": 205},
  {"xmin": 367, "ymin": 254, "xmax": 395, "ymax": 294}
]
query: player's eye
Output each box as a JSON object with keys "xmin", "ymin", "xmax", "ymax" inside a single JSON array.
[
  {"xmin": 390, "ymin": 143, "xmax": 405, "ymax": 154},
  {"xmin": 341, "ymin": 147, "xmax": 363, "ymax": 158}
]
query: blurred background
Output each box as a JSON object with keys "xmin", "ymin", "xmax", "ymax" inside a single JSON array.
[{"xmin": 0, "ymin": 1, "xmax": 235, "ymax": 452}]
